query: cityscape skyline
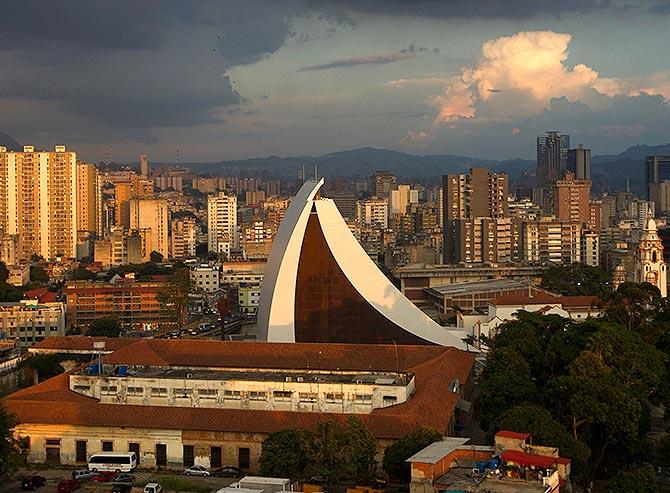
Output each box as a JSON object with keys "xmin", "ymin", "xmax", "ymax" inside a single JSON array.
[{"xmin": 1, "ymin": 1, "xmax": 669, "ymax": 162}]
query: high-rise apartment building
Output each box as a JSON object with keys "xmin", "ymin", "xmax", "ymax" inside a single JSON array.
[
  {"xmin": 76, "ymin": 163, "xmax": 103, "ymax": 239},
  {"xmin": 567, "ymin": 145, "xmax": 591, "ymax": 181},
  {"xmin": 129, "ymin": 198, "xmax": 169, "ymax": 258},
  {"xmin": 357, "ymin": 198, "xmax": 389, "ymax": 229},
  {"xmin": 390, "ymin": 184, "xmax": 419, "ymax": 216},
  {"xmin": 520, "ymin": 218, "xmax": 583, "ymax": 264},
  {"xmin": 442, "ymin": 168, "xmax": 508, "ymax": 263},
  {"xmin": 170, "ymin": 217, "xmax": 197, "ymax": 259},
  {"xmin": 369, "ymin": 171, "xmax": 397, "ymax": 199},
  {"xmin": 546, "ymin": 172, "xmax": 591, "ymax": 224},
  {"xmin": 536, "ymin": 131, "xmax": 570, "ymax": 187},
  {"xmin": 644, "ymin": 156, "xmax": 670, "ymax": 200},
  {"xmin": 0, "ymin": 145, "xmax": 77, "ymax": 260},
  {"xmin": 207, "ymin": 192, "xmax": 238, "ymax": 256},
  {"xmin": 140, "ymin": 154, "xmax": 149, "ymax": 178}
]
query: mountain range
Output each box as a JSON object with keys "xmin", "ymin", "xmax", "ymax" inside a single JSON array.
[{"xmin": 2, "ymin": 131, "xmax": 668, "ymax": 191}]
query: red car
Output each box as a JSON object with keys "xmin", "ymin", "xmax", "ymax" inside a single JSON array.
[
  {"xmin": 57, "ymin": 479, "xmax": 81, "ymax": 493},
  {"xmin": 91, "ymin": 471, "xmax": 116, "ymax": 483}
]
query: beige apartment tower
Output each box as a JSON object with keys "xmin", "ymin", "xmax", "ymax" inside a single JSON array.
[
  {"xmin": 129, "ymin": 198, "xmax": 169, "ymax": 259},
  {"xmin": 76, "ymin": 163, "xmax": 103, "ymax": 239},
  {"xmin": 0, "ymin": 145, "xmax": 77, "ymax": 260}
]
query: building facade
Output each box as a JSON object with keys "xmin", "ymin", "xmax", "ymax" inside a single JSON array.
[
  {"xmin": 0, "ymin": 300, "xmax": 66, "ymax": 348},
  {"xmin": 129, "ymin": 198, "xmax": 169, "ymax": 259},
  {"xmin": 633, "ymin": 217, "xmax": 667, "ymax": 297},
  {"xmin": 0, "ymin": 145, "xmax": 77, "ymax": 260},
  {"xmin": 208, "ymin": 192, "xmax": 238, "ymax": 256}
]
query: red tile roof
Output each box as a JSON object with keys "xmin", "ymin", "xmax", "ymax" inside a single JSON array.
[
  {"xmin": 495, "ymin": 430, "xmax": 530, "ymax": 440},
  {"xmin": 4, "ymin": 340, "xmax": 475, "ymax": 440},
  {"xmin": 501, "ymin": 450, "xmax": 556, "ymax": 469},
  {"xmin": 24, "ymin": 287, "xmax": 58, "ymax": 303},
  {"xmin": 30, "ymin": 336, "xmax": 137, "ymax": 353},
  {"xmin": 492, "ymin": 293, "xmax": 598, "ymax": 308}
]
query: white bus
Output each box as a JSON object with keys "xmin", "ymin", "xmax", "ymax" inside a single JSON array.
[{"xmin": 88, "ymin": 452, "xmax": 137, "ymax": 472}]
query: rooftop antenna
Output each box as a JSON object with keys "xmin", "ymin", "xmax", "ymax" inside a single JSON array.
[
  {"xmin": 176, "ymin": 147, "xmax": 181, "ymax": 165},
  {"xmin": 314, "ymin": 164, "xmax": 318, "ymax": 180},
  {"xmin": 104, "ymin": 146, "xmax": 111, "ymax": 166},
  {"xmin": 93, "ymin": 340, "xmax": 106, "ymax": 376},
  {"xmin": 626, "ymin": 176, "xmax": 630, "ymax": 193}
]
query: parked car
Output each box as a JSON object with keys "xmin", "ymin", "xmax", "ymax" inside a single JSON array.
[
  {"xmin": 91, "ymin": 471, "xmax": 116, "ymax": 482},
  {"xmin": 57, "ymin": 479, "xmax": 80, "ymax": 493},
  {"xmin": 21, "ymin": 475, "xmax": 46, "ymax": 490},
  {"xmin": 71, "ymin": 470, "xmax": 97, "ymax": 481},
  {"xmin": 212, "ymin": 466, "xmax": 243, "ymax": 478},
  {"xmin": 111, "ymin": 472, "xmax": 135, "ymax": 483},
  {"xmin": 143, "ymin": 483, "xmax": 163, "ymax": 493},
  {"xmin": 183, "ymin": 464, "xmax": 210, "ymax": 476},
  {"xmin": 111, "ymin": 484, "xmax": 132, "ymax": 493}
]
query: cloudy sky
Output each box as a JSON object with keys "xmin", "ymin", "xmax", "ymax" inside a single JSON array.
[{"xmin": 2, "ymin": 0, "xmax": 669, "ymax": 162}]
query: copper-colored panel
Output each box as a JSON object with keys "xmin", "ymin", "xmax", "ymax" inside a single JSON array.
[{"xmin": 294, "ymin": 212, "xmax": 433, "ymax": 345}]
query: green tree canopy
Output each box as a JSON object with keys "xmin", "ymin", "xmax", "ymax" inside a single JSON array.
[
  {"xmin": 604, "ymin": 463, "xmax": 658, "ymax": 493},
  {"xmin": 19, "ymin": 354, "xmax": 64, "ymax": 382},
  {"xmin": 382, "ymin": 427, "xmax": 442, "ymax": 482},
  {"xmin": 29, "ymin": 265, "xmax": 48, "ymax": 284},
  {"xmin": 150, "ymin": 250, "xmax": 164, "ymax": 263},
  {"xmin": 0, "ymin": 405, "xmax": 21, "ymax": 477},
  {"xmin": 0, "ymin": 262, "xmax": 8, "ymax": 283},
  {"xmin": 70, "ymin": 267, "xmax": 98, "ymax": 281},
  {"xmin": 0, "ymin": 283, "xmax": 24, "ymax": 302},
  {"xmin": 540, "ymin": 263, "xmax": 612, "ymax": 296},
  {"xmin": 88, "ymin": 317, "xmax": 121, "ymax": 337},
  {"xmin": 260, "ymin": 429, "xmax": 309, "ymax": 479}
]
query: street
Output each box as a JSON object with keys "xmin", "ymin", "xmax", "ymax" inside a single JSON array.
[{"xmin": 3, "ymin": 467, "xmax": 239, "ymax": 493}]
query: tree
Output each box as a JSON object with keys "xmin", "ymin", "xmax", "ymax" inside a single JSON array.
[
  {"xmin": 0, "ymin": 282, "xmax": 23, "ymax": 302},
  {"xmin": 382, "ymin": 427, "xmax": 442, "ymax": 482},
  {"xmin": 601, "ymin": 282, "xmax": 666, "ymax": 333},
  {"xmin": 260, "ymin": 429, "xmax": 309, "ymax": 479},
  {"xmin": 158, "ymin": 268, "xmax": 194, "ymax": 327},
  {"xmin": 604, "ymin": 463, "xmax": 658, "ymax": 493},
  {"xmin": 540, "ymin": 263, "xmax": 612, "ymax": 296},
  {"xmin": 497, "ymin": 404, "xmax": 590, "ymax": 474},
  {"xmin": 305, "ymin": 417, "xmax": 377, "ymax": 489},
  {"xmin": 19, "ymin": 354, "xmax": 64, "ymax": 383},
  {"xmin": 150, "ymin": 250, "xmax": 164, "ymax": 264},
  {"xmin": 88, "ymin": 317, "xmax": 121, "ymax": 337},
  {"xmin": 29, "ymin": 265, "xmax": 48, "ymax": 284},
  {"xmin": 70, "ymin": 267, "xmax": 97, "ymax": 281},
  {"xmin": 0, "ymin": 405, "xmax": 21, "ymax": 477},
  {"xmin": 0, "ymin": 262, "xmax": 8, "ymax": 283}
]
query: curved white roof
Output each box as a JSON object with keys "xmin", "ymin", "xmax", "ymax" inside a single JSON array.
[{"xmin": 257, "ymin": 179, "xmax": 466, "ymax": 349}]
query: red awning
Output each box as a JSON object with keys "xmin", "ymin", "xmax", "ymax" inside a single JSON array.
[{"xmin": 501, "ymin": 450, "xmax": 556, "ymax": 469}]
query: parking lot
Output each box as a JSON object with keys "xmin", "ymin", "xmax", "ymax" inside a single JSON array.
[{"xmin": 2, "ymin": 468, "xmax": 239, "ymax": 493}]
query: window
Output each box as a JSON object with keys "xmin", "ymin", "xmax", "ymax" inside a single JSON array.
[
  {"xmin": 211, "ymin": 446, "xmax": 222, "ymax": 469},
  {"xmin": 73, "ymin": 385, "xmax": 90, "ymax": 393},
  {"xmin": 299, "ymin": 392, "xmax": 318, "ymax": 403},
  {"xmin": 198, "ymin": 389, "xmax": 217, "ymax": 398},
  {"xmin": 383, "ymin": 395, "xmax": 398, "ymax": 404},
  {"xmin": 102, "ymin": 441, "xmax": 114, "ymax": 452},
  {"xmin": 175, "ymin": 388, "xmax": 192, "ymax": 398},
  {"xmin": 127, "ymin": 387, "xmax": 143, "ymax": 396},
  {"xmin": 101, "ymin": 385, "xmax": 117, "ymax": 395},
  {"xmin": 151, "ymin": 387, "xmax": 167, "ymax": 397},
  {"xmin": 224, "ymin": 390, "xmax": 241, "ymax": 399},
  {"xmin": 128, "ymin": 443, "xmax": 140, "ymax": 464},
  {"xmin": 273, "ymin": 391, "xmax": 292, "ymax": 400},
  {"xmin": 325, "ymin": 392, "xmax": 343, "ymax": 403},
  {"xmin": 355, "ymin": 394, "xmax": 373, "ymax": 404},
  {"xmin": 249, "ymin": 391, "xmax": 266, "ymax": 401}
]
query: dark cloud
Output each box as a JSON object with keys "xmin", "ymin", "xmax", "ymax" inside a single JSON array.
[
  {"xmin": 300, "ymin": 51, "xmax": 416, "ymax": 71},
  {"xmin": 307, "ymin": 0, "xmax": 641, "ymax": 19},
  {"xmin": 647, "ymin": 1, "xmax": 670, "ymax": 14}
]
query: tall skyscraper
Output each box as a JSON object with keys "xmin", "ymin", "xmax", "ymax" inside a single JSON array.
[
  {"xmin": 207, "ymin": 191, "xmax": 238, "ymax": 256},
  {"xmin": 389, "ymin": 184, "xmax": 419, "ymax": 216},
  {"xmin": 567, "ymin": 145, "xmax": 591, "ymax": 181},
  {"xmin": 644, "ymin": 155, "xmax": 670, "ymax": 200},
  {"xmin": 0, "ymin": 145, "xmax": 77, "ymax": 260},
  {"xmin": 443, "ymin": 168, "xmax": 508, "ymax": 263},
  {"xmin": 536, "ymin": 131, "xmax": 570, "ymax": 186},
  {"xmin": 129, "ymin": 198, "xmax": 169, "ymax": 258},
  {"xmin": 76, "ymin": 163, "xmax": 103, "ymax": 239},
  {"xmin": 140, "ymin": 154, "xmax": 149, "ymax": 178},
  {"xmin": 369, "ymin": 170, "xmax": 397, "ymax": 199}
]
